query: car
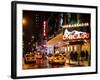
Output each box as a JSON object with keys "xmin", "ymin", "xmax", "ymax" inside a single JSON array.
[
  {"xmin": 48, "ymin": 54, "xmax": 66, "ymax": 65},
  {"xmin": 35, "ymin": 52, "xmax": 43, "ymax": 59},
  {"xmin": 24, "ymin": 53, "xmax": 36, "ymax": 64}
]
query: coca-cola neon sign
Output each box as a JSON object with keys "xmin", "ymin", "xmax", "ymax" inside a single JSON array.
[{"xmin": 63, "ymin": 29, "xmax": 90, "ymax": 40}]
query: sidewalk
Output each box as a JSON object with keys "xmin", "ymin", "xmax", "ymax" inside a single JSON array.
[{"xmin": 66, "ymin": 58, "xmax": 89, "ymax": 67}]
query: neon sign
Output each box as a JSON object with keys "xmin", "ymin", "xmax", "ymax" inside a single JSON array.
[
  {"xmin": 62, "ymin": 23, "xmax": 89, "ymax": 28},
  {"xmin": 43, "ymin": 16, "xmax": 46, "ymax": 37},
  {"xmin": 43, "ymin": 21, "xmax": 46, "ymax": 36},
  {"xmin": 63, "ymin": 29, "xmax": 90, "ymax": 40}
]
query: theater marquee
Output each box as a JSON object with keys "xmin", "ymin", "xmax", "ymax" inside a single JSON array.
[{"xmin": 63, "ymin": 30, "xmax": 90, "ymax": 40}]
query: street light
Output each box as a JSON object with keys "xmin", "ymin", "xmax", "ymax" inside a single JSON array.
[{"xmin": 22, "ymin": 18, "xmax": 27, "ymax": 26}]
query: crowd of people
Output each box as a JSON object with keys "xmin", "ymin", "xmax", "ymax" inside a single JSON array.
[{"xmin": 70, "ymin": 50, "xmax": 89, "ymax": 61}]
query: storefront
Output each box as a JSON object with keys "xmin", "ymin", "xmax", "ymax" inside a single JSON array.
[{"xmin": 62, "ymin": 23, "xmax": 91, "ymax": 66}]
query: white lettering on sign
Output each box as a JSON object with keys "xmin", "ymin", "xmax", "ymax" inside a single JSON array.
[
  {"xmin": 63, "ymin": 29, "xmax": 90, "ymax": 40},
  {"xmin": 62, "ymin": 23, "xmax": 89, "ymax": 28}
]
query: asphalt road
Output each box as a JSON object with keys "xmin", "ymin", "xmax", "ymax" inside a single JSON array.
[{"xmin": 23, "ymin": 58, "xmax": 89, "ymax": 69}]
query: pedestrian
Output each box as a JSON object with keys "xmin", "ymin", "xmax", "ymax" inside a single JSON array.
[
  {"xmin": 80, "ymin": 50, "xmax": 85, "ymax": 61},
  {"xmin": 74, "ymin": 51, "xmax": 78, "ymax": 61},
  {"xmin": 86, "ymin": 50, "xmax": 88, "ymax": 60}
]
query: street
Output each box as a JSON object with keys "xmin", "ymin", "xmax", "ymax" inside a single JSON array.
[{"xmin": 23, "ymin": 57, "xmax": 89, "ymax": 69}]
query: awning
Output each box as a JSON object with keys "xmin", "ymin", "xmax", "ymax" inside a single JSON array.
[{"xmin": 47, "ymin": 33, "xmax": 63, "ymax": 47}]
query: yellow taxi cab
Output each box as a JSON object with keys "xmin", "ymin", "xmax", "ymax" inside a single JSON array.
[
  {"xmin": 48, "ymin": 53, "xmax": 66, "ymax": 65},
  {"xmin": 24, "ymin": 53, "xmax": 36, "ymax": 63}
]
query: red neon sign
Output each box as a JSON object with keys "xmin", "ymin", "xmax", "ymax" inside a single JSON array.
[
  {"xmin": 63, "ymin": 33, "xmax": 90, "ymax": 40},
  {"xmin": 43, "ymin": 21, "xmax": 46, "ymax": 36}
]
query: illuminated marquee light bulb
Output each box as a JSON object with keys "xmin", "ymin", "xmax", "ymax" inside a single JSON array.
[
  {"xmin": 85, "ymin": 23, "xmax": 89, "ymax": 26},
  {"xmin": 84, "ymin": 23, "xmax": 86, "ymax": 26},
  {"xmin": 69, "ymin": 25, "xmax": 72, "ymax": 27},
  {"xmin": 81, "ymin": 23, "xmax": 84, "ymax": 26},
  {"xmin": 74, "ymin": 24, "xmax": 77, "ymax": 27},
  {"xmin": 71, "ymin": 24, "xmax": 74, "ymax": 27},
  {"xmin": 76, "ymin": 24, "xmax": 79, "ymax": 27}
]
